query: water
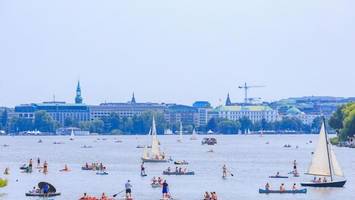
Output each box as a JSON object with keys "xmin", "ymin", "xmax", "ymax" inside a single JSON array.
[{"xmin": 0, "ymin": 135, "xmax": 354, "ymax": 200}]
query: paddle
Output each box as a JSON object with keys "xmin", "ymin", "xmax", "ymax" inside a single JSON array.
[{"xmin": 113, "ymin": 189, "xmax": 125, "ymax": 197}]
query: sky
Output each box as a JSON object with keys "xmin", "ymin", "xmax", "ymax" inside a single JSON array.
[{"xmin": 0, "ymin": 0, "xmax": 354, "ymax": 107}]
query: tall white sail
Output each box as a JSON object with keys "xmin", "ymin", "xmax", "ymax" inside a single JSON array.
[
  {"xmin": 70, "ymin": 129, "xmax": 75, "ymax": 140},
  {"xmin": 307, "ymin": 121, "xmax": 344, "ymax": 177},
  {"xmin": 178, "ymin": 122, "xmax": 183, "ymax": 142},
  {"xmin": 150, "ymin": 117, "xmax": 161, "ymax": 157},
  {"xmin": 190, "ymin": 128, "xmax": 197, "ymax": 140}
]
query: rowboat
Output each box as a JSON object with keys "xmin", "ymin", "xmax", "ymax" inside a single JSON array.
[
  {"xmin": 259, "ymin": 188, "xmax": 307, "ymax": 194},
  {"xmin": 25, "ymin": 192, "xmax": 61, "ymax": 197}
]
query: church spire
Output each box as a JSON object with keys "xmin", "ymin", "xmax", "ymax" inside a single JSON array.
[
  {"xmin": 225, "ymin": 93, "xmax": 232, "ymax": 106},
  {"xmin": 75, "ymin": 81, "xmax": 83, "ymax": 104},
  {"xmin": 131, "ymin": 92, "xmax": 136, "ymax": 103}
]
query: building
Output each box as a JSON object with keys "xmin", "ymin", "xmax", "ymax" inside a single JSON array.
[
  {"xmin": 14, "ymin": 102, "xmax": 90, "ymax": 125},
  {"xmin": 164, "ymin": 104, "xmax": 198, "ymax": 126},
  {"xmin": 212, "ymin": 105, "xmax": 279, "ymax": 123},
  {"xmin": 89, "ymin": 94, "xmax": 166, "ymax": 120},
  {"xmin": 192, "ymin": 101, "xmax": 212, "ymax": 127},
  {"xmin": 14, "ymin": 81, "xmax": 89, "ymax": 126}
]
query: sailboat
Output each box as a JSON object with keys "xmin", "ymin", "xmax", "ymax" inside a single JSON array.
[
  {"xmin": 177, "ymin": 122, "xmax": 183, "ymax": 143},
  {"xmin": 190, "ymin": 129, "xmax": 198, "ymax": 140},
  {"xmin": 141, "ymin": 117, "xmax": 168, "ymax": 163},
  {"xmin": 301, "ymin": 119, "xmax": 346, "ymax": 187},
  {"xmin": 69, "ymin": 129, "xmax": 75, "ymax": 140}
]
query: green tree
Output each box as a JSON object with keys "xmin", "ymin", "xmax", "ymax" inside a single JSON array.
[
  {"xmin": 217, "ymin": 120, "xmax": 239, "ymax": 134},
  {"xmin": 64, "ymin": 117, "xmax": 79, "ymax": 127},
  {"xmin": 9, "ymin": 117, "xmax": 34, "ymax": 132},
  {"xmin": 33, "ymin": 111, "xmax": 56, "ymax": 132},
  {"xmin": 239, "ymin": 117, "xmax": 253, "ymax": 133},
  {"xmin": 207, "ymin": 118, "xmax": 217, "ymax": 132}
]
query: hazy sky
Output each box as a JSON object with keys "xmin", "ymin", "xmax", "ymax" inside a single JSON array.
[{"xmin": 0, "ymin": 0, "xmax": 354, "ymax": 107}]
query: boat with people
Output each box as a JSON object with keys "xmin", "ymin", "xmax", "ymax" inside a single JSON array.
[
  {"xmin": 163, "ymin": 167, "xmax": 195, "ymax": 175},
  {"xmin": 174, "ymin": 160, "xmax": 189, "ymax": 165},
  {"xmin": 301, "ymin": 119, "xmax": 346, "ymax": 188},
  {"xmin": 96, "ymin": 171, "xmax": 109, "ymax": 175},
  {"xmin": 141, "ymin": 117, "xmax": 168, "ymax": 163},
  {"xmin": 25, "ymin": 182, "xmax": 61, "ymax": 197},
  {"xmin": 259, "ymin": 188, "xmax": 307, "ymax": 194},
  {"xmin": 201, "ymin": 137, "xmax": 217, "ymax": 145}
]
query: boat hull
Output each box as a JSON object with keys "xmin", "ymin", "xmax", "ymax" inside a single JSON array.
[
  {"xmin": 25, "ymin": 192, "xmax": 61, "ymax": 197},
  {"xmin": 163, "ymin": 171, "xmax": 195, "ymax": 175},
  {"xmin": 301, "ymin": 180, "xmax": 346, "ymax": 187},
  {"xmin": 269, "ymin": 176, "xmax": 289, "ymax": 179},
  {"xmin": 259, "ymin": 189, "xmax": 307, "ymax": 194},
  {"xmin": 141, "ymin": 158, "xmax": 168, "ymax": 163}
]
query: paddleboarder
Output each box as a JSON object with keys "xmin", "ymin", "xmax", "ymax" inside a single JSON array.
[
  {"xmin": 125, "ymin": 180, "xmax": 132, "ymax": 199},
  {"xmin": 141, "ymin": 162, "xmax": 146, "ymax": 176},
  {"xmin": 162, "ymin": 180, "xmax": 169, "ymax": 199},
  {"xmin": 222, "ymin": 164, "xmax": 227, "ymax": 178}
]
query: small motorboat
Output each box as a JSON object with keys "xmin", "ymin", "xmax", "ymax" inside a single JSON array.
[
  {"xmin": 174, "ymin": 160, "xmax": 189, "ymax": 165},
  {"xmin": 26, "ymin": 182, "xmax": 61, "ymax": 197},
  {"xmin": 201, "ymin": 137, "xmax": 217, "ymax": 145},
  {"xmin": 259, "ymin": 188, "xmax": 307, "ymax": 194}
]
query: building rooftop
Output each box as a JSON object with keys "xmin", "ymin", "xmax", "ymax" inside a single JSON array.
[{"xmin": 214, "ymin": 105, "xmax": 274, "ymax": 112}]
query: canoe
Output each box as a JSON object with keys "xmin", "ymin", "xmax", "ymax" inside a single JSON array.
[
  {"xmin": 163, "ymin": 171, "xmax": 195, "ymax": 175},
  {"xmin": 301, "ymin": 180, "xmax": 346, "ymax": 188},
  {"xmin": 259, "ymin": 188, "xmax": 307, "ymax": 194},
  {"xmin": 269, "ymin": 175, "xmax": 288, "ymax": 178},
  {"xmin": 25, "ymin": 192, "xmax": 61, "ymax": 197},
  {"xmin": 96, "ymin": 172, "xmax": 109, "ymax": 175},
  {"xmin": 81, "ymin": 167, "xmax": 94, "ymax": 170}
]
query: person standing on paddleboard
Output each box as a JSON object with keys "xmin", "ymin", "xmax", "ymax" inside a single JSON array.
[
  {"xmin": 141, "ymin": 162, "xmax": 146, "ymax": 176},
  {"xmin": 162, "ymin": 180, "xmax": 169, "ymax": 198},
  {"xmin": 125, "ymin": 180, "xmax": 132, "ymax": 199}
]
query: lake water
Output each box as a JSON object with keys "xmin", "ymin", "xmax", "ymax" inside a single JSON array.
[{"xmin": 0, "ymin": 135, "xmax": 353, "ymax": 200}]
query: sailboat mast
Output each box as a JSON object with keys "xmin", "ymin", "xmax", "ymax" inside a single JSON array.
[{"xmin": 323, "ymin": 118, "xmax": 334, "ymax": 182}]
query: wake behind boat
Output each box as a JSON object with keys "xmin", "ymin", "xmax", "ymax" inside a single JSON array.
[
  {"xmin": 301, "ymin": 119, "xmax": 346, "ymax": 188},
  {"xmin": 141, "ymin": 117, "xmax": 168, "ymax": 163}
]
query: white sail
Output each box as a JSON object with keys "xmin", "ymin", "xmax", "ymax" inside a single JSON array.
[
  {"xmin": 150, "ymin": 117, "xmax": 161, "ymax": 157},
  {"xmin": 330, "ymin": 148, "xmax": 344, "ymax": 177},
  {"xmin": 142, "ymin": 146, "xmax": 149, "ymax": 159},
  {"xmin": 190, "ymin": 129, "xmax": 197, "ymax": 140},
  {"xmin": 70, "ymin": 129, "xmax": 75, "ymax": 140},
  {"xmin": 307, "ymin": 121, "xmax": 344, "ymax": 177},
  {"xmin": 178, "ymin": 122, "xmax": 183, "ymax": 142}
]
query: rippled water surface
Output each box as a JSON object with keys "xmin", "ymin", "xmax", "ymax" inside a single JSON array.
[{"xmin": 0, "ymin": 135, "xmax": 353, "ymax": 200}]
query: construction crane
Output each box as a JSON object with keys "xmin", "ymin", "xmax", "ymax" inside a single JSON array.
[{"xmin": 238, "ymin": 82, "xmax": 265, "ymax": 104}]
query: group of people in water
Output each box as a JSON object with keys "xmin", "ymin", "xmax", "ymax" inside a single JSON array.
[
  {"xmin": 23, "ymin": 158, "xmax": 48, "ymax": 174},
  {"xmin": 151, "ymin": 176, "xmax": 164, "ymax": 185},
  {"xmin": 203, "ymin": 192, "xmax": 218, "ymax": 200}
]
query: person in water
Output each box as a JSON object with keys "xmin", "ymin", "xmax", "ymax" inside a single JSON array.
[
  {"xmin": 43, "ymin": 161, "xmax": 48, "ymax": 174},
  {"xmin": 63, "ymin": 164, "xmax": 69, "ymax": 171},
  {"xmin": 125, "ymin": 180, "xmax": 132, "ymax": 198},
  {"xmin": 37, "ymin": 157, "xmax": 40, "ymax": 167},
  {"xmin": 29, "ymin": 159, "xmax": 33, "ymax": 170},
  {"xmin": 162, "ymin": 180, "xmax": 169, "ymax": 198},
  {"xmin": 4, "ymin": 168, "xmax": 9, "ymax": 175},
  {"xmin": 222, "ymin": 165, "xmax": 227, "ymax": 178}
]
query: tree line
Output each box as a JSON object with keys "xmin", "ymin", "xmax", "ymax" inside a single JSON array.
[
  {"xmin": 0, "ymin": 109, "xmax": 325, "ymax": 135},
  {"xmin": 329, "ymin": 102, "xmax": 355, "ymax": 141}
]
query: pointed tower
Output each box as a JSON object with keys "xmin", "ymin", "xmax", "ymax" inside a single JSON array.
[
  {"xmin": 225, "ymin": 93, "xmax": 232, "ymax": 106},
  {"xmin": 131, "ymin": 92, "xmax": 136, "ymax": 104},
  {"xmin": 75, "ymin": 81, "xmax": 83, "ymax": 104}
]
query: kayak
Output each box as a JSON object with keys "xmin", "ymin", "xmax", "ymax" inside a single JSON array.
[
  {"xmin": 163, "ymin": 171, "xmax": 195, "ymax": 175},
  {"xmin": 81, "ymin": 167, "xmax": 94, "ymax": 170},
  {"xmin": 269, "ymin": 175, "xmax": 288, "ymax": 178},
  {"xmin": 25, "ymin": 192, "xmax": 61, "ymax": 197},
  {"xmin": 151, "ymin": 183, "xmax": 162, "ymax": 188},
  {"xmin": 96, "ymin": 172, "xmax": 109, "ymax": 175},
  {"xmin": 259, "ymin": 188, "xmax": 307, "ymax": 194}
]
